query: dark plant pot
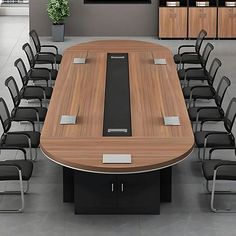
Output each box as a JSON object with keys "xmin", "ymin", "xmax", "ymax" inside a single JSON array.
[{"xmin": 52, "ymin": 24, "xmax": 65, "ymax": 42}]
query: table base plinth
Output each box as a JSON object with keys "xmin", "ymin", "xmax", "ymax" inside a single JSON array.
[{"xmin": 63, "ymin": 167, "xmax": 172, "ymax": 215}]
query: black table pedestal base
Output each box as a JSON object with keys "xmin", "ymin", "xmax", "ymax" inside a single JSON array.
[{"xmin": 63, "ymin": 167, "xmax": 172, "ymax": 214}]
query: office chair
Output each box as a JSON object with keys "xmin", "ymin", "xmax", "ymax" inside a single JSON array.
[
  {"xmin": 188, "ymin": 76, "xmax": 231, "ymax": 131},
  {"xmin": 14, "ymin": 58, "xmax": 53, "ymax": 102},
  {"xmin": 29, "ymin": 29, "xmax": 62, "ymax": 68},
  {"xmin": 22, "ymin": 43, "xmax": 58, "ymax": 86},
  {"xmin": 182, "ymin": 58, "xmax": 222, "ymax": 104},
  {"xmin": 5, "ymin": 76, "xmax": 47, "ymax": 131},
  {"xmin": 202, "ymin": 147, "xmax": 236, "ymax": 212},
  {"xmin": 0, "ymin": 97, "xmax": 40, "ymax": 161},
  {"xmin": 174, "ymin": 29, "xmax": 207, "ymax": 69},
  {"xmin": 194, "ymin": 97, "xmax": 236, "ymax": 160},
  {"xmin": 178, "ymin": 42, "xmax": 214, "ymax": 79},
  {"xmin": 0, "ymin": 147, "xmax": 33, "ymax": 212}
]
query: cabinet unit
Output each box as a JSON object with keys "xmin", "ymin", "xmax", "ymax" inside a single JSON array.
[
  {"xmin": 188, "ymin": 7, "xmax": 217, "ymax": 38},
  {"xmin": 159, "ymin": 7, "xmax": 188, "ymax": 38},
  {"xmin": 218, "ymin": 8, "xmax": 236, "ymax": 38},
  {"xmin": 74, "ymin": 170, "xmax": 161, "ymax": 214}
]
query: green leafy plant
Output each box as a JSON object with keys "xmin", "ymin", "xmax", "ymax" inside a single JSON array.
[{"xmin": 47, "ymin": 0, "xmax": 70, "ymax": 25}]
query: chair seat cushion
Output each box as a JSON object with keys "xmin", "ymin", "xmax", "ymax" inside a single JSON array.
[
  {"xmin": 178, "ymin": 68, "xmax": 207, "ymax": 81},
  {"xmin": 29, "ymin": 68, "xmax": 57, "ymax": 81},
  {"xmin": 183, "ymin": 86, "xmax": 215, "ymax": 99},
  {"xmin": 22, "ymin": 86, "xmax": 53, "ymax": 100},
  {"xmin": 12, "ymin": 107, "xmax": 47, "ymax": 122},
  {"xmin": 0, "ymin": 160, "xmax": 33, "ymax": 181},
  {"xmin": 202, "ymin": 159, "xmax": 236, "ymax": 181},
  {"xmin": 181, "ymin": 54, "xmax": 201, "ymax": 64},
  {"xmin": 36, "ymin": 54, "xmax": 62, "ymax": 65},
  {"xmin": 36, "ymin": 54, "xmax": 55, "ymax": 65},
  {"xmin": 194, "ymin": 131, "xmax": 235, "ymax": 148},
  {"xmin": 188, "ymin": 107, "xmax": 223, "ymax": 122},
  {"xmin": 1, "ymin": 131, "xmax": 40, "ymax": 148}
]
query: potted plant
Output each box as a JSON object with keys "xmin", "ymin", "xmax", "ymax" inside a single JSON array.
[{"xmin": 47, "ymin": 0, "xmax": 70, "ymax": 42}]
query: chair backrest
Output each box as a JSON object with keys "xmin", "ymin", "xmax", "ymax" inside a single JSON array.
[
  {"xmin": 29, "ymin": 29, "xmax": 41, "ymax": 54},
  {"xmin": 14, "ymin": 58, "xmax": 29, "ymax": 87},
  {"xmin": 207, "ymin": 58, "xmax": 222, "ymax": 86},
  {"xmin": 224, "ymin": 97, "xmax": 236, "ymax": 133},
  {"xmin": 200, "ymin": 43, "xmax": 214, "ymax": 67},
  {"xmin": 195, "ymin": 29, "xmax": 207, "ymax": 54},
  {"xmin": 22, "ymin": 43, "xmax": 36, "ymax": 68},
  {"xmin": 5, "ymin": 76, "xmax": 21, "ymax": 108},
  {"xmin": 0, "ymin": 97, "xmax": 12, "ymax": 133},
  {"xmin": 215, "ymin": 76, "xmax": 231, "ymax": 107}
]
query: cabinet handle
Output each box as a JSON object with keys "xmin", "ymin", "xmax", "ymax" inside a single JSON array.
[
  {"xmin": 111, "ymin": 183, "xmax": 114, "ymax": 192},
  {"xmin": 121, "ymin": 183, "xmax": 124, "ymax": 192}
]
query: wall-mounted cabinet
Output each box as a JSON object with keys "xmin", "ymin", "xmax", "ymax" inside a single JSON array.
[{"xmin": 158, "ymin": 0, "xmax": 236, "ymax": 38}]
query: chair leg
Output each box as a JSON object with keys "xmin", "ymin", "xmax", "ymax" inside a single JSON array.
[
  {"xmin": 197, "ymin": 148, "xmax": 202, "ymax": 161},
  {"xmin": 209, "ymin": 170, "xmax": 236, "ymax": 213},
  {"xmin": 0, "ymin": 170, "xmax": 24, "ymax": 213},
  {"xmin": 34, "ymin": 148, "xmax": 38, "ymax": 161}
]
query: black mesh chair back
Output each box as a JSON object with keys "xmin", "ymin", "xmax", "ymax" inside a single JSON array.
[
  {"xmin": 22, "ymin": 43, "xmax": 36, "ymax": 68},
  {"xmin": 14, "ymin": 58, "xmax": 29, "ymax": 86},
  {"xmin": 5, "ymin": 76, "xmax": 21, "ymax": 108},
  {"xmin": 29, "ymin": 30, "xmax": 41, "ymax": 54},
  {"xmin": 195, "ymin": 29, "xmax": 207, "ymax": 54},
  {"xmin": 0, "ymin": 98, "xmax": 12, "ymax": 133},
  {"xmin": 215, "ymin": 76, "xmax": 231, "ymax": 107},
  {"xmin": 224, "ymin": 98, "xmax": 236, "ymax": 133},
  {"xmin": 207, "ymin": 58, "xmax": 222, "ymax": 86},
  {"xmin": 201, "ymin": 43, "xmax": 214, "ymax": 67}
]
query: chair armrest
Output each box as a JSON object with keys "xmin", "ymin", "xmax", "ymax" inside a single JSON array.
[
  {"xmin": 25, "ymin": 85, "xmax": 47, "ymax": 100},
  {"xmin": 188, "ymin": 85, "xmax": 214, "ymax": 106},
  {"xmin": 178, "ymin": 45, "xmax": 195, "ymax": 54},
  {"xmin": 0, "ymin": 163, "xmax": 22, "ymax": 170},
  {"xmin": 0, "ymin": 147, "xmax": 27, "ymax": 160},
  {"xmin": 214, "ymin": 161, "xmax": 236, "ymax": 170},
  {"xmin": 17, "ymin": 107, "xmax": 40, "ymax": 122},
  {"xmin": 41, "ymin": 44, "xmax": 59, "ymax": 54},
  {"xmin": 209, "ymin": 147, "xmax": 236, "ymax": 159}
]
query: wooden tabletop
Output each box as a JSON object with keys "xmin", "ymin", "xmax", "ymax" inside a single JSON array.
[{"xmin": 40, "ymin": 40, "xmax": 194, "ymax": 173}]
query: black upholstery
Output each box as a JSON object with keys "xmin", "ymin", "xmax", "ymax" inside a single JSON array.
[
  {"xmin": 202, "ymin": 159, "xmax": 236, "ymax": 181},
  {"xmin": 0, "ymin": 160, "xmax": 33, "ymax": 181},
  {"xmin": 178, "ymin": 68, "xmax": 207, "ymax": 81}
]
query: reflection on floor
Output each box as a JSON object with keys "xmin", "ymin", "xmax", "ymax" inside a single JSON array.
[{"xmin": 0, "ymin": 16, "xmax": 236, "ymax": 236}]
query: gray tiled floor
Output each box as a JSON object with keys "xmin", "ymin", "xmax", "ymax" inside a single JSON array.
[{"xmin": 0, "ymin": 16, "xmax": 236, "ymax": 236}]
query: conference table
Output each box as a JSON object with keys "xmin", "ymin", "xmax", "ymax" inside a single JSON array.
[{"xmin": 40, "ymin": 40, "xmax": 194, "ymax": 214}]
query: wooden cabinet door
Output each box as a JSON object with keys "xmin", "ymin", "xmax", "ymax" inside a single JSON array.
[
  {"xmin": 218, "ymin": 8, "xmax": 236, "ymax": 38},
  {"xmin": 188, "ymin": 7, "xmax": 217, "ymax": 38},
  {"xmin": 159, "ymin": 7, "xmax": 187, "ymax": 38}
]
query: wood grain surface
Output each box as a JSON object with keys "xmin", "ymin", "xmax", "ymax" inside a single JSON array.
[{"xmin": 40, "ymin": 40, "xmax": 194, "ymax": 173}]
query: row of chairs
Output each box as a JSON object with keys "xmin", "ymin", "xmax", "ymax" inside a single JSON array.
[
  {"xmin": 0, "ymin": 30, "xmax": 62, "ymax": 212},
  {"xmin": 174, "ymin": 29, "xmax": 236, "ymax": 212}
]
